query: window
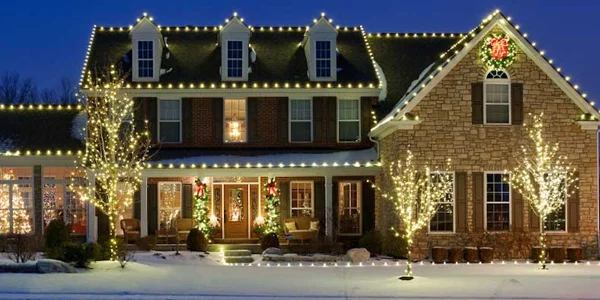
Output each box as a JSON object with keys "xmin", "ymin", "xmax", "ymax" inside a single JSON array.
[
  {"xmin": 338, "ymin": 99, "xmax": 360, "ymax": 142},
  {"xmin": 224, "ymin": 99, "xmax": 247, "ymax": 143},
  {"xmin": 158, "ymin": 182, "xmax": 181, "ymax": 231},
  {"xmin": 484, "ymin": 70, "xmax": 510, "ymax": 124},
  {"xmin": 485, "ymin": 173, "xmax": 510, "ymax": 231},
  {"xmin": 316, "ymin": 41, "xmax": 331, "ymax": 78},
  {"xmin": 0, "ymin": 167, "xmax": 34, "ymax": 234},
  {"xmin": 227, "ymin": 40, "xmax": 243, "ymax": 78},
  {"xmin": 429, "ymin": 172, "xmax": 455, "ymax": 233},
  {"xmin": 159, "ymin": 99, "xmax": 181, "ymax": 143},
  {"xmin": 137, "ymin": 41, "xmax": 154, "ymax": 78},
  {"xmin": 42, "ymin": 167, "xmax": 87, "ymax": 234},
  {"xmin": 545, "ymin": 177, "xmax": 567, "ymax": 232},
  {"xmin": 290, "ymin": 181, "xmax": 313, "ymax": 217},
  {"xmin": 290, "ymin": 99, "xmax": 312, "ymax": 142},
  {"xmin": 338, "ymin": 182, "xmax": 361, "ymax": 235}
]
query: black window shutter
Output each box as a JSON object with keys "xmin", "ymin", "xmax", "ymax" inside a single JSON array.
[
  {"xmin": 455, "ymin": 172, "xmax": 467, "ymax": 233},
  {"xmin": 278, "ymin": 98, "xmax": 289, "ymax": 144},
  {"xmin": 567, "ymin": 172, "xmax": 580, "ymax": 233},
  {"xmin": 147, "ymin": 183, "xmax": 158, "ymax": 236},
  {"xmin": 212, "ymin": 98, "xmax": 223, "ymax": 144},
  {"xmin": 512, "ymin": 185, "xmax": 524, "ymax": 231},
  {"xmin": 530, "ymin": 208, "xmax": 540, "ymax": 232},
  {"xmin": 313, "ymin": 97, "xmax": 324, "ymax": 143},
  {"xmin": 471, "ymin": 82, "xmax": 484, "ymax": 124},
  {"xmin": 247, "ymin": 98, "xmax": 259, "ymax": 144},
  {"xmin": 360, "ymin": 97, "xmax": 372, "ymax": 143},
  {"xmin": 146, "ymin": 98, "xmax": 158, "ymax": 143},
  {"xmin": 279, "ymin": 181, "xmax": 290, "ymax": 226},
  {"xmin": 133, "ymin": 190, "xmax": 141, "ymax": 220},
  {"xmin": 314, "ymin": 181, "xmax": 325, "ymax": 230},
  {"xmin": 511, "ymin": 83, "xmax": 524, "ymax": 125},
  {"xmin": 133, "ymin": 98, "xmax": 144, "ymax": 133},
  {"xmin": 182, "ymin": 98, "xmax": 193, "ymax": 143},
  {"xmin": 182, "ymin": 184, "xmax": 193, "ymax": 219},
  {"xmin": 361, "ymin": 180, "xmax": 375, "ymax": 233},
  {"xmin": 326, "ymin": 98, "xmax": 337, "ymax": 143},
  {"xmin": 472, "ymin": 172, "xmax": 484, "ymax": 232}
]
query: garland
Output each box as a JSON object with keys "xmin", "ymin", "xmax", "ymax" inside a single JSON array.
[
  {"xmin": 193, "ymin": 178, "xmax": 214, "ymax": 237},
  {"xmin": 479, "ymin": 33, "xmax": 517, "ymax": 70},
  {"xmin": 262, "ymin": 177, "xmax": 281, "ymax": 234}
]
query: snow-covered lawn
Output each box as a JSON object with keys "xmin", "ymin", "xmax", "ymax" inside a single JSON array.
[{"xmin": 0, "ymin": 251, "xmax": 598, "ymax": 299}]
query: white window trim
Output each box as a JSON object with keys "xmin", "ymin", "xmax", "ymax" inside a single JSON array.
[
  {"xmin": 337, "ymin": 99, "xmax": 361, "ymax": 143},
  {"xmin": 226, "ymin": 40, "xmax": 244, "ymax": 79},
  {"xmin": 484, "ymin": 171, "xmax": 512, "ymax": 231},
  {"xmin": 157, "ymin": 181, "xmax": 182, "ymax": 221},
  {"xmin": 289, "ymin": 99, "xmax": 313, "ymax": 143},
  {"xmin": 132, "ymin": 39, "xmax": 159, "ymax": 82},
  {"xmin": 483, "ymin": 70, "xmax": 511, "ymax": 125},
  {"xmin": 338, "ymin": 181, "xmax": 362, "ymax": 236},
  {"xmin": 290, "ymin": 181, "xmax": 315, "ymax": 217},
  {"xmin": 428, "ymin": 171, "xmax": 456, "ymax": 234},
  {"xmin": 223, "ymin": 98, "xmax": 248, "ymax": 143},
  {"xmin": 315, "ymin": 40, "xmax": 332, "ymax": 79},
  {"xmin": 545, "ymin": 175, "xmax": 568, "ymax": 234},
  {"xmin": 157, "ymin": 99, "xmax": 182, "ymax": 144}
]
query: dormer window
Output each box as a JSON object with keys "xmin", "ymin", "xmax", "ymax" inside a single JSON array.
[
  {"xmin": 227, "ymin": 41, "xmax": 243, "ymax": 78},
  {"xmin": 137, "ymin": 41, "xmax": 154, "ymax": 78},
  {"xmin": 316, "ymin": 41, "xmax": 332, "ymax": 78}
]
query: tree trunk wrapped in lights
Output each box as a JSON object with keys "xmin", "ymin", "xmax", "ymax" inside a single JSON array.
[
  {"xmin": 510, "ymin": 113, "xmax": 577, "ymax": 270},
  {"xmin": 375, "ymin": 150, "xmax": 453, "ymax": 280},
  {"xmin": 72, "ymin": 66, "xmax": 151, "ymax": 261}
]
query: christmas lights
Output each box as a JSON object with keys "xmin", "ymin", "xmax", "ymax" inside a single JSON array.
[{"xmin": 193, "ymin": 177, "xmax": 216, "ymax": 237}]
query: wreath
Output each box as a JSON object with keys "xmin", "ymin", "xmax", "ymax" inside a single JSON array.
[{"xmin": 479, "ymin": 33, "xmax": 517, "ymax": 69}]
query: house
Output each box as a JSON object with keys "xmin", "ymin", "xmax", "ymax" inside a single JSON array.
[{"xmin": 0, "ymin": 10, "xmax": 597, "ymax": 257}]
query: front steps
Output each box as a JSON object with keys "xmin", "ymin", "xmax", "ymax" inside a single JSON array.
[{"xmin": 222, "ymin": 249, "xmax": 254, "ymax": 264}]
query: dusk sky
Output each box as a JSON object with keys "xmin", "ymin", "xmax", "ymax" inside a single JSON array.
[{"xmin": 0, "ymin": 0, "xmax": 598, "ymax": 103}]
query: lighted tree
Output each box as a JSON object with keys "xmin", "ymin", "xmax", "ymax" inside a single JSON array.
[
  {"xmin": 193, "ymin": 177, "xmax": 215, "ymax": 238},
  {"xmin": 72, "ymin": 66, "xmax": 151, "ymax": 261},
  {"xmin": 0, "ymin": 170, "xmax": 32, "ymax": 234},
  {"xmin": 510, "ymin": 113, "xmax": 577, "ymax": 270},
  {"xmin": 375, "ymin": 150, "xmax": 452, "ymax": 280},
  {"xmin": 259, "ymin": 177, "xmax": 280, "ymax": 235}
]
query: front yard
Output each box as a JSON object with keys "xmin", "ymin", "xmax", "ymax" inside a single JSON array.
[{"xmin": 0, "ymin": 251, "xmax": 598, "ymax": 299}]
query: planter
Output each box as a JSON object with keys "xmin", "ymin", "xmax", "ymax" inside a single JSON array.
[
  {"xmin": 549, "ymin": 247, "xmax": 565, "ymax": 263},
  {"xmin": 448, "ymin": 247, "xmax": 463, "ymax": 263},
  {"xmin": 567, "ymin": 247, "xmax": 583, "ymax": 262},
  {"xmin": 464, "ymin": 247, "xmax": 479, "ymax": 263},
  {"xmin": 431, "ymin": 247, "xmax": 448, "ymax": 263},
  {"xmin": 530, "ymin": 246, "xmax": 543, "ymax": 262},
  {"xmin": 479, "ymin": 247, "xmax": 493, "ymax": 263}
]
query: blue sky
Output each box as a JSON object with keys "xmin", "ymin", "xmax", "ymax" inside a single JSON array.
[{"xmin": 0, "ymin": 0, "xmax": 597, "ymax": 102}]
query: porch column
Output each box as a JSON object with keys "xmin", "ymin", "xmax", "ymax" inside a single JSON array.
[
  {"xmin": 324, "ymin": 175, "xmax": 333, "ymax": 239},
  {"xmin": 140, "ymin": 175, "xmax": 148, "ymax": 237},
  {"xmin": 86, "ymin": 172, "xmax": 97, "ymax": 243}
]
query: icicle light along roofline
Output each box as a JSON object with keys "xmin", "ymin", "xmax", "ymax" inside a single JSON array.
[
  {"xmin": 0, "ymin": 104, "xmax": 83, "ymax": 111},
  {"xmin": 367, "ymin": 32, "xmax": 466, "ymax": 38},
  {"xmin": 83, "ymin": 82, "xmax": 377, "ymax": 90}
]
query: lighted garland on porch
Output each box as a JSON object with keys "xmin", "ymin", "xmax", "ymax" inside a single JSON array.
[
  {"xmin": 193, "ymin": 178, "xmax": 214, "ymax": 238},
  {"xmin": 479, "ymin": 33, "xmax": 517, "ymax": 70},
  {"xmin": 261, "ymin": 177, "xmax": 281, "ymax": 234}
]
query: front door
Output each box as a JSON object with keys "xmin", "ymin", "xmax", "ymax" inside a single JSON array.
[{"xmin": 224, "ymin": 185, "xmax": 248, "ymax": 239}]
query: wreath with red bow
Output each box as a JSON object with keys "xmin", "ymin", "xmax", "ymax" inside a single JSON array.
[{"xmin": 479, "ymin": 33, "xmax": 517, "ymax": 69}]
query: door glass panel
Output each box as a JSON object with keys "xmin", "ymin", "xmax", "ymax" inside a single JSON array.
[{"xmin": 228, "ymin": 188, "xmax": 244, "ymax": 222}]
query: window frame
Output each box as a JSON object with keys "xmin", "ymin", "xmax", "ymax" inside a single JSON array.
[
  {"xmin": 157, "ymin": 98, "xmax": 182, "ymax": 144},
  {"xmin": 315, "ymin": 40, "xmax": 332, "ymax": 79},
  {"xmin": 137, "ymin": 40, "xmax": 155, "ymax": 79},
  {"xmin": 337, "ymin": 181, "xmax": 362, "ymax": 236},
  {"xmin": 483, "ymin": 70, "xmax": 511, "ymax": 125},
  {"xmin": 288, "ymin": 99, "xmax": 313, "ymax": 143},
  {"xmin": 428, "ymin": 171, "xmax": 456, "ymax": 234},
  {"xmin": 484, "ymin": 172, "xmax": 512, "ymax": 232},
  {"xmin": 41, "ymin": 168, "xmax": 87, "ymax": 235},
  {"xmin": 290, "ymin": 181, "xmax": 315, "ymax": 217},
  {"xmin": 226, "ymin": 40, "xmax": 244, "ymax": 79},
  {"xmin": 157, "ymin": 182, "xmax": 183, "ymax": 227},
  {"xmin": 337, "ymin": 99, "xmax": 361, "ymax": 143},
  {"xmin": 223, "ymin": 98, "xmax": 248, "ymax": 143}
]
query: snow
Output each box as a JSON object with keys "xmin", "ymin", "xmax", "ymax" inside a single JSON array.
[
  {"xmin": 373, "ymin": 60, "xmax": 387, "ymax": 102},
  {"xmin": 0, "ymin": 251, "xmax": 598, "ymax": 299},
  {"xmin": 71, "ymin": 111, "xmax": 87, "ymax": 141},
  {"xmin": 153, "ymin": 148, "xmax": 378, "ymax": 167}
]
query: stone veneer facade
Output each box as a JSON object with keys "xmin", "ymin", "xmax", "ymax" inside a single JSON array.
[{"xmin": 375, "ymin": 27, "xmax": 598, "ymax": 259}]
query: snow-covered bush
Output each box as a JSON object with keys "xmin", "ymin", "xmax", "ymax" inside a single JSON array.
[{"xmin": 7, "ymin": 234, "xmax": 39, "ymax": 263}]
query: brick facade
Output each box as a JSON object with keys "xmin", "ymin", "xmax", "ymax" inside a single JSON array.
[{"xmin": 375, "ymin": 26, "xmax": 598, "ymax": 259}]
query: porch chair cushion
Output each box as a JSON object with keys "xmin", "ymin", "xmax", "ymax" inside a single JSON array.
[
  {"xmin": 310, "ymin": 221, "xmax": 319, "ymax": 231},
  {"xmin": 285, "ymin": 222, "xmax": 297, "ymax": 232}
]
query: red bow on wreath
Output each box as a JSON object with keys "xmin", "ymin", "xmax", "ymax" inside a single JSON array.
[
  {"xmin": 266, "ymin": 182, "xmax": 277, "ymax": 196},
  {"xmin": 489, "ymin": 37, "xmax": 509, "ymax": 60},
  {"xmin": 196, "ymin": 182, "xmax": 207, "ymax": 198}
]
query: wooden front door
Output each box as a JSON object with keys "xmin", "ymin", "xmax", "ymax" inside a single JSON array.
[{"xmin": 224, "ymin": 185, "xmax": 248, "ymax": 239}]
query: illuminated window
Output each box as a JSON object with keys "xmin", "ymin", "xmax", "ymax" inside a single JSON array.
[
  {"xmin": 338, "ymin": 182, "xmax": 361, "ymax": 235},
  {"xmin": 485, "ymin": 173, "xmax": 510, "ymax": 231},
  {"xmin": 42, "ymin": 167, "xmax": 87, "ymax": 234},
  {"xmin": 158, "ymin": 182, "xmax": 181, "ymax": 231},
  {"xmin": 429, "ymin": 172, "xmax": 455, "ymax": 233},
  {"xmin": 224, "ymin": 99, "xmax": 247, "ymax": 143},
  {"xmin": 159, "ymin": 99, "xmax": 181, "ymax": 143},
  {"xmin": 227, "ymin": 40, "xmax": 243, "ymax": 78},
  {"xmin": 545, "ymin": 177, "xmax": 567, "ymax": 232},
  {"xmin": 137, "ymin": 41, "xmax": 154, "ymax": 78},
  {"xmin": 290, "ymin": 99, "xmax": 312, "ymax": 142},
  {"xmin": 290, "ymin": 181, "xmax": 314, "ymax": 217},
  {"xmin": 484, "ymin": 70, "xmax": 510, "ymax": 124},
  {"xmin": 338, "ymin": 99, "xmax": 360, "ymax": 142},
  {"xmin": 0, "ymin": 167, "xmax": 33, "ymax": 234},
  {"xmin": 316, "ymin": 41, "xmax": 331, "ymax": 78}
]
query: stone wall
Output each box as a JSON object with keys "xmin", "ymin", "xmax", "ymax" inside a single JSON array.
[{"xmin": 375, "ymin": 26, "xmax": 598, "ymax": 259}]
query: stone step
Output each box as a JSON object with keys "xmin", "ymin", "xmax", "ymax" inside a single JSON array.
[
  {"xmin": 223, "ymin": 256, "xmax": 254, "ymax": 264},
  {"xmin": 223, "ymin": 249, "xmax": 252, "ymax": 257}
]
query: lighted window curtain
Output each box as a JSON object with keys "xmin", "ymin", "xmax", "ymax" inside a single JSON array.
[
  {"xmin": 315, "ymin": 41, "xmax": 331, "ymax": 78},
  {"xmin": 224, "ymin": 99, "xmax": 247, "ymax": 142},
  {"xmin": 227, "ymin": 41, "xmax": 243, "ymax": 78},
  {"xmin": 158, "ymin": 183, "xmax": 181, "ymax": 231},
  {"xmin": 338, "ymin": 99, "xmax": 360, "ymax": 142},
  {"xmin": 485, "ymin": 84, "xmax": 510, "ymax": 123},
  {"xmin": 430, "ymin": 173, "xmax": 455, "ymax": 232},
  {"xmin": 486, "ymin": 173, "xmax": 510, "ymax": 231},
  {"xmin": 291, "ymin": 182, "xmax": 313, "ymax": 217},
  {"xmin": 159, "ymin": 100, "xmax": 181, "ymax": 143},
  {"xmin": 290, "ymin": 100, "xmax": 312, "ymax": 142},
  {"xmin": 338, "ymin": 182, "xmax": 361, "ymax": 234},
  {"xmin": 137, "ymin": 41, "xmax": 154, "ymax": 78}
]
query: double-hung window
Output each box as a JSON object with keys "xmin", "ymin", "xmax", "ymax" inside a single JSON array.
[
  {"xmin": 315, "ymin": 41, "xmax": 331, "ymax": 78},
  {"xmin": 224, "ymin": 99, "xmax": 247, "ymax": 143},
  {"xmin": 484, "ymin": 70, "xmax": 510, "ymax": 124},
  {"xmin": 485, "ymin": 173, "xmax": 510, "ymax": 231},
  {"xmin": 338, "ymin": 181, "xmax": 361, "ymax": 235},
  {"xmin": 290, "ymin": 181, "xmax": 314, "ymax": 217},
  {"xmin": 429, "ymin": 172, "xmax": 455, "ymax": 233},
  {"xmin": 338, "ymin": 99, "xmax": 360, "ymax": 142},
  {"xmin": 137, "ymin": 41, "xmax": 154, "ymax": 78},
  {"xmin": 290, "ymin": 99, "xmax": 312, "ymax": 142},
  {"xmin": 227, "ymin": 40, "xmax": 243, "ymax": 78},
  {"xmin": 158, "ymin": 99, "xmax": 181, "ymax": 143},
  {"xmin": 158, "ymin": 182, "xmax": 182, "ymax": 231}
]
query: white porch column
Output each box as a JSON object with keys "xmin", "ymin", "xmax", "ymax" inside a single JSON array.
[
  {"xmin": 86, "ymin": 173, "xmax": 97, "ymax": 243},
  {"xmin": 324, "ymin": 175, "xmax": 333, "ymax": 239},
  {"xmin": 140, "ymin": 175, "xmax": 148, "ymax": 237}
]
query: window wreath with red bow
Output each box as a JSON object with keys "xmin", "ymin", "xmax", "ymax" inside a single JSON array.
[{"xmin": 479, "ymin": 33, "xmax": 517, "ymax": 70}]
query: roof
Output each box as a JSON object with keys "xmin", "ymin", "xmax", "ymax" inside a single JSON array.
[
  {"xmin": 367, "ymin": 33, "xmax": 463, "ymax": 117},
  {"xmin": 83, "ymin": 25, "xmax": 379, "ymax": 87}
]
